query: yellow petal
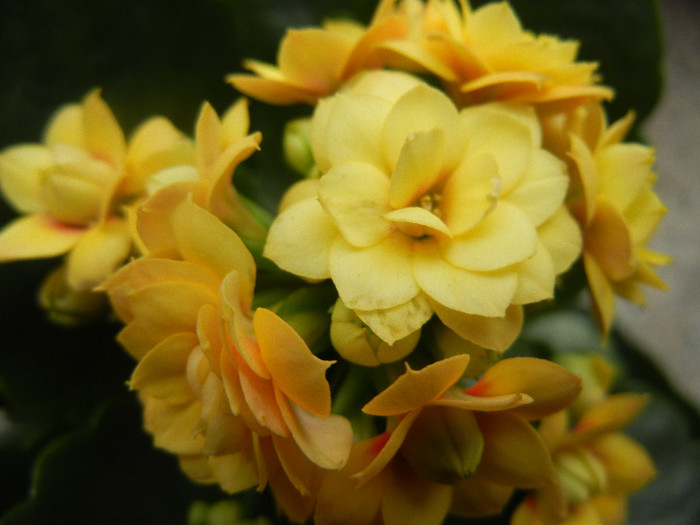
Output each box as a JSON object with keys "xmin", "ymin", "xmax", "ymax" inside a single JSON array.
[
  {"xmin": 389, "ymin": 128, "xmax": 446, "ymax": 209},
  {"xmin": 82, "ymin": 89, "xmax": 127, "ymax": 167},
  {"xmin": 319, "ymin": 161, "xmax": 393, "ymax": 248},
  {"xmin": 143, "ymin": 397, "xmax": 205, "ymax": 455},
  {"xmin": 451, "ymin": 473, "xmax": 514, "ymax": 518},
  {"xmin": 585, "ymin": 199, "xmax": 635, "ymax": 281},
  {"xmin": 537, "ymin": 206, "xmax": 583, "ymax": 275},
  {"xmin": 208, "ymin": 450, "xmax": 260, "ymax": 494},
  {"xmin": 44, "ymin": 104, "xmax": 84, "ymax": 147},
  {"xmin": 363, "ymin": 355, "xmax": 470, "ymax": 416},
  {"xmin": 384, "ymin": 207, "xmax": 452, "ymax": 238},
  {"xmin": 130, "ymin": 332, "xmax": 198, "ymax": 401},
  {"xmin": 572, "ymin": 393, "xmax": 649, "ymax": 441},
  {"xmin": 589, "ymin": 433, "xmax": 656, "ymax": 493},
  {"xmin": 381, "ymin": 460, "xmax": 453, "ymax": 525},
  {"xmin": 221, "ymin": 98, "xmax": 251, "ymax": 145},
  {"xmin": 467, "ymin": 357, "xmax": 582, "ymax": 420},
  {"xmin": 354, "ymin": 292, "xmax": 433, "ymax": 345},
  {"xmin": 444, "ymin": 201, "xmax": 538, "ymax": 271},
  {"xmin": 476, "ymin": 412, "xmax": 555, "ymax": 488},
  {"xmin": 263, "ymin": 198, "xmax": 336, "ymax": 280},
  {"xmin": 382, "ymin": 84, "xmax": 465, "ymax": 171},
  {"xmin": 0, "ymin": 214, "xmax": 83, "ymax": 262},
  {"xmin": 255, "ymin": 308, "xmax": 333, "ymax": 417},
  {"xmin": 66, "ymin": 218, "xmax": 132, "ymax": 289},
  {"xmin": 0, "ymin": 144, "xmax": 53, "ymax": 213},
  {"xmin": 414, "ymin": 240, "xmax": 518, "ymax": 316},
  {"xmin": 329, "ymin": 234, "xmax": 418, "ymax": 311},
  {"xmin": 432, "ymin": 302, "xmax": 523, "ymax": 352},
  {"xmin": 583, "ymin": 252, "xmax": 615, "ymax": 335},
  {"xmin": 510, "ymin": 239, "xmax": 556, "ymax": 305}
]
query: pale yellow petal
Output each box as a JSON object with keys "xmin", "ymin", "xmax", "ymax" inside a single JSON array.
[
  {"xmin": 82, "ymin": 89, "xmax": 127, "ymax": 166},
  {"xmin": 355, "ymin": 292, "xmax": 433, "ymax": 345},
  {"xmin": 443, "ymin": 201, "xmax": 538, "ymax": 271},
  {"xmin": 0, "ymin": 144, "xmax": 53, "ymax": 213},
  {"xmin": 319, "ymin": 162, "xmax": 393, "ymax": 248},
  {"xmin": 66, "ymin": 218, "xmax": 132, "ymax": 289},
  {"xmin": 538, "ymin": 206, "xmax": 582, "ymax": 275},
  {"xmin": 384, "ymin": 207, "xmax": 452, "ymax": 238},
  {"xmin": 44, "ymin": 104, "xmax": 84, "ymax": 147},
  {"xmin": 221, "ymin": 98, "xmax": 251, "ymax": 145},
  {"xmin": 329, "ymin": 234, "xmax": 417, "ymax": 311},
  {"xmin": 509, "ymin": 239, "xmax": 556, "ymax": 305},
  {"xmin": 414, "ymin": 240, "xmax": 518, "ymax": 316},
  {"xmin": 0, "ymin": 214, "xmax": 83, "ymax": 262}
]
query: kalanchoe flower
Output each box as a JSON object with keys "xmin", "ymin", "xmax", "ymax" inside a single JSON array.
[
  {"xmin": 543, "ymin": 103, "xmax": 670, "ymax": 335},
  {"xmin": 227, "ymin": 0, "xmax": 411, "ymax": 105},
  {"xmin": 102, "ymin": 195, "xmax": 353, "ymax": 522},
  {"xmin": 0, "ymin": 89, "xmax": 194, "ymax": 293},
  {"xmin": 512, "ymin": 356, "xmax": 656, "ymax": 525},
  {"xmin": 376, "ymin": 0, "xmax": 614, "ymax": 107},
  {"xmin": 314, "ymin": 354, "xmax": 582, "ymax": 525},
  {"xmin": 264, "ymin": 70, "xmax": 581, "ymax": 348}
]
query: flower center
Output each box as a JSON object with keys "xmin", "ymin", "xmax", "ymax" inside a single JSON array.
[{"xmin": 418, "ymin": 192, "xmax": 442, "ymax": 218}]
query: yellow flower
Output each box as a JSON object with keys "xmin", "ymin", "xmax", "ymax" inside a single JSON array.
[
  {"xmin": 378, "ymin": 0, "xmax": 613, "ymax": 106},
  {"xmin": 264, "ymin": 70, "xmax": 581, "ymax": 347},
  {"xmin": 227, "ymin": 0, "xmax": 410, "ymax": 104},
  {"xmin": 102, "ymin": 196, "xmax": 353, "ymax": 516},
  {"xmin": 137, "ymin": 99, "xmax": 265, "ymax": 244},
  {"xmin": 512, "ymin": 367, "xmax": 656, "ymax": 525},
  {"xmin": 0, "ymin": 89, "xmax": 193, "ymax": 290},
  {"xmin": 559, "ymin": 104, "xmax": 671, "ymax": 334},
  {"xmin": 314, "ymin": 354, "xmax": 581, "ymax": 525}
]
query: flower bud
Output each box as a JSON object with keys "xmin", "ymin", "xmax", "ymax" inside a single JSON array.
[
  {"xmin": 38, "ymin": 266, "xmax": 108, "ymax": 325},
  {"xmin": 330, "ymin": 299, "xmax": 419, "ymax": 366},
  {"xmin": 555, "ymin": 448, "xmax": 608, "ymax": 504},
  {"xmin": 283, "ymin": 118, "xmax": 317, "ymax": 177},
  {"xmin": 401, "ymin": 406, "xmax": 484, "ymax": 484}
]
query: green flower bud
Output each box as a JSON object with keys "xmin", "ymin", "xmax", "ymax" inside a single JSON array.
[
  {"xmin": 38, "ymin": 265, "xmax": 108, "ymax": 325},
  {"xmin": 283, "ymin": 118, "xmax": 317, "ymax": 177},
  {"xmin": 555, "ymin": 448, "xmax": 608, "ymax": 504}
]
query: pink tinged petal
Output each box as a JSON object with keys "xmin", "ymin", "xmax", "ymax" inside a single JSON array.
[
  {"xmin": 443, "ymin": 201, "xmax": 538, "ymax": 271},
  {"xmin": 413, "ymin": 240, "xmax": 518, "ymax": 317},
  {"xmin": 82, "ymin": 90, "xmax": 127, "ymax": 167},
  {"xmin": 66, "ymin": 219, "xmax": 132, "ymax": 289},
  {"xmin": 254, "ymin": 308, "xmax": 333, "ymax": 417},
  {"xmin": 315, "ymin": 94, "xmax": 393, "ymax": 171},
  {"xmin": 363, "ymin": 354, "xmax": 470, "ymax": 416},
  {"xmin": 318, "ymin": 162, "xmax": 393, "ymax": 248},
  {"xmin": 504, "ymin": 149, "xmax": 568, "ymax": 227},
  {"xmin": 537, "ymin": 207, "xmax": 583, "ymax": 275},
  {"xmin": 355, "ymin": 409, "xmax": 422, "ymax": 484},
  {"xmin": 0, "ymin": 214, "xmax": 83, "ymax": 262},
  {"xmin": 389, "ymin": 128, "xmax": 446, "ymax": 209},
  {"xmin": 276, "ymin": 392, "xmax": 353, "ymax": 471},
  {"xmin": 355, "ymin": 292, "xmax": 433, "ymax": 345},
  {"xmin": 329, "ymin": 234, "xmax": 417, "ymax": 311},
  {"xmin": 509, "ymin": 239, "xmax": 556, "ymax": 305},
  {"xmin": 130, "ymin": 332, "xmax": 199, "ymax": 402},
  {"xmin": 44, "ymin": 104, "xmax": 84, "ymax": 147},
  {"xmin": 588, "ymin": 433, "xmax": 656, "ymax": 493},
  {"xmin": 433, "ymin": 302, "xmax": 523, "ymax": 353},
  {"xmin": 467, "ymin": 357, "xmax": 582, "ymax": 420},
  {"xmin": 172, "ymin": 197, "xmax": 255, "ymax": 287},
  {"xmin": 0, "ymin": 144, "xmax": 53, "ymax": 213},
  {"xmin": 460, "ymin": 104, "xmax": 534, "ymax": 192},
  {"xmin": 382, "ymin": 460, "xmax": 453, "ymax": 525},
  {"xmin": 440, "ymin": 153, "xmax": 500, "ymax": 236},
  {"xmin": 384, "ymin": 207, "xmax": 452, "ymax": 238},
  {"xmin": 585, "ymin": 199, "xmax": 635, "ymax": 281},
  {"xmin": 382, "ymin": 84, "xmax": 465, "ymax": 171},
  {"xmin": 264, "ymin": 198, "xmax": 336, "ymax": 280},
  {"xmin": 476, "ymin": 412, "xmax": 556, "ymax": 488}
]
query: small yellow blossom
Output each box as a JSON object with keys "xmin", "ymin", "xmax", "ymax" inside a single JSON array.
[
  {"xmin": 512, "ymin": 357, "xmax": 656, "ymax": 525},
  {"xmin": 0, "ymin": 89, "xmax": 194, "ymax": 291},
  {"xmin": 314, "ymin": 354, "xmax": 581, "ymax": 525},
  {"xmin": 377, "ymin": 0, "xmax": 613, "ymax": 106},
  {"xmin": 102, "ymin": 196, "xmax": 352, "ymax": 520},
  {"xmin": 265, "ymin": 70, "xmax": 581, "ymax": 347},
  {"xmin": 227, "ymin": 0, "xmax": 410, "ymax": 105},
  {"xmin": 550, "ymin": 103, "xmax": 671, "ymax": 334}
]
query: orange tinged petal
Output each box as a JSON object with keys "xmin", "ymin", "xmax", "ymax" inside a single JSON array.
[
  {"xmin": 0, "ymin": 214, "xmax": 83, "ymax": 262},
  {"xmin": 363, "ymin": 354, "xmax": 469, "ymax": 416}
]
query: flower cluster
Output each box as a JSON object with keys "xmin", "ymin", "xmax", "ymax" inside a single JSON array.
[{"xmin": 0, "ymin": 1, "xmax": 669, "ymax": 524}]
